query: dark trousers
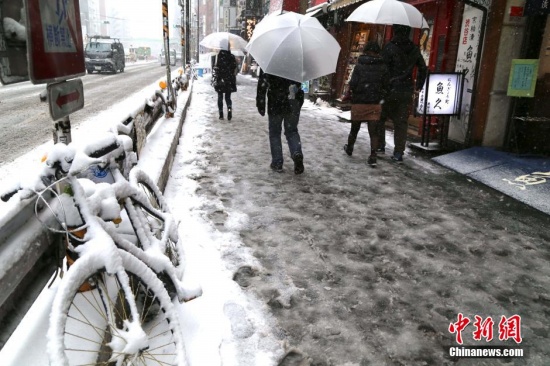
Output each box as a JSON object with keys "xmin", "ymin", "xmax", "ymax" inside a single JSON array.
[
  {"xmin": 217, "ymin": 92, "xmax": 232, "ymax": 111},
  {"xmin": 268, "ymin": 100, "xmax": 302, "ymax": 166},
  {"xmin": 347, "ymin": 120, "xmax": 380, "ymax": 154},
  {"xmin": 380, "ymin": 91, "xmax": 412, "ymax": 154}
]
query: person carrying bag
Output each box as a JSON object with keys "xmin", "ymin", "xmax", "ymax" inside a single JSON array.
[{"xmin": 344, "ymin": 41, "xmax": 389, "ymax": 167}]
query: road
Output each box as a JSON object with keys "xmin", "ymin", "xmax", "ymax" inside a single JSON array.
[{"xmin": 0, "ymin": 61, "xmax": 168, "ymax": 165}]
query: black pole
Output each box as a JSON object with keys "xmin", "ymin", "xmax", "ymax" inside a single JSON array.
[
  {"xmin": 178, "ymin": 0, "xmax": 185, "ymax": 66},
  {"xmin": 187, "ymin": 1, "xmax": 190, "ymax": 63},
  {"xmin": 421, "ymin": 71, "xmax": 431, "ymax": 147},
  {"xmin": 162, "ymin": 0, "xmax": 176, "ymax": 114},
  {"xmin": 196, "ymin": 1, "xmax": 199, "ymax": 61}
]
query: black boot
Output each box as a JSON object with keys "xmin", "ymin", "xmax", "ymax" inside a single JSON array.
[
  {"xmin": 343, "ymin": 144, "xmax": 353, "ymax": 156},
  {"xmin": 293, "ymin": 153, "xmax": 304, "ymax": 175},
  {"xmin": 227, "ymin": 108, "xmax": 232, "ymax": 121},
  {"xmin": 219, "ymin": 110, "xmax": 224, "ymax": 120}
]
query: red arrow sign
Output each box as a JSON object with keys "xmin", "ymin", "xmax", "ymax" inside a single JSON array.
[{"xmin": 56, "ymin": 89, "xmax": 80, "ymax": 108}]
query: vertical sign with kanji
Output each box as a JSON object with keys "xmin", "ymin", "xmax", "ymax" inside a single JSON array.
[
  {"xmin": 26, "ymin": 0, "xmax": 85, "ymax": 84},
  {"xmin": 448, "ymin": 4, "xmax": 484, "ymax": 143}
]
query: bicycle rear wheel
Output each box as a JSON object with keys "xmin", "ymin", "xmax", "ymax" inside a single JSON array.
[{"xmin": 48, "ymin": 249, "xmax": 186, "ymax": 365}]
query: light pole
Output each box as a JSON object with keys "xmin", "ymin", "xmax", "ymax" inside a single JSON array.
[
  {"xmin": 178, "ymin": 0, "xmax": 188, "ymax": 66},
  {"xmin": 196, "ymin": 1, "xmax": 199, "ymax": 62}
]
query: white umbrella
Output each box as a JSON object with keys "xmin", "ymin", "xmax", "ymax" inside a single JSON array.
[
  {"xmin": 346, "ymin": 0, "xmax": 429, "ymax": 28},
  {"xmin": 245, "ymin": 12, "xmax": 341, "ymax": 83},
  {"xmin": 199, "ymin": 32, "xmax": 247, "ymax": 51}
]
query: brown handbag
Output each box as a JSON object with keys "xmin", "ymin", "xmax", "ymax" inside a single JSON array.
[{"xmin": 351, "ymin": 103, "xmax": 382, "ymax": 122}]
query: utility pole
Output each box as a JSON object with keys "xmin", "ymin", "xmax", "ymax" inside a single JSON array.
[
  {"xmin": 178, "ymin": 0, "xmax": 186, "ymax": 66},
  {"xmin": 196, "ymin": 0, "xmax": 199, "ymax": 62},
  {"xmin": 185, "ymin": 0, "xmax": 190, "ymax": 64},
  {"xmin": 162, "ymin": 0, "xmax": 176, "ymax": 115}
]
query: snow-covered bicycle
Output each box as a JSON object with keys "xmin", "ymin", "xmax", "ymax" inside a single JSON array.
[{"xmin": 1, "ymin": 134, "xmax": 199, "ymax": 365}]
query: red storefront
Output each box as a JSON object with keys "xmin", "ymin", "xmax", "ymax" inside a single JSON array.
[{"xmin": 326, "ymin": 0, "xmax": 464, "ymax": 137}]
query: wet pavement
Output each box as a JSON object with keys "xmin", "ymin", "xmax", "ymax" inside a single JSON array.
[{"xmin": 178, "ymin": 74, "xmax": 550, "ymax": 365}]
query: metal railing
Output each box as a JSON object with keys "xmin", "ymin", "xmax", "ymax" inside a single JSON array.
[{"xmin": 0, "ymin": 77, "xmax": 193, "ymax": 348}]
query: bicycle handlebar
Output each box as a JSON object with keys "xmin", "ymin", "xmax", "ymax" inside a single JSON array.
[{"xmin": 1, "ymin": 186, "xmax": 20, "ymax": 202}]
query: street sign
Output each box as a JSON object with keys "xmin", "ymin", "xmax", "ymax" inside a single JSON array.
[
  {"xmin": 47, "ymin": 78, "xmax": 84, "ymax": 120},
  {"xmin": 26, "ymin": 0, "xmax": 85, "ymax": 84}
]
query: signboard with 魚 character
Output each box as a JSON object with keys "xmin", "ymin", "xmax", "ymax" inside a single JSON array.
[
  {"xmin": 417, "ymin": 72, "xmax": 465, "ymax": 116},
  {"xmin": 415, "ymin": 71, "xmax": 465, "ymax": 149}
]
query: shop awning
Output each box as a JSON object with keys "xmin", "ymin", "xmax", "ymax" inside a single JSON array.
[
  {"xmin": 329, "ymin": 0, "xmax": 363, "ymax": 10},
  {"xmin": 305, "ymin": 2, "xmax": 330, "ymax": 16}
]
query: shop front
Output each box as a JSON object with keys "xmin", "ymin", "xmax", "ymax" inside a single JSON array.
[
  {"xmin": 505, "ymin": 5, "xmax": 550, "ymax": 155},
  {"xmin": 326, "ymin": 0, "xmax": 461, "ymax": 140}
]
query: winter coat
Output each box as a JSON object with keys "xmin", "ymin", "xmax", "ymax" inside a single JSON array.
[
  {"xmin": 212, "ymin": 50, "xmax": 237, "ymax": 93},
  {"xmin": 381, "ymin": 34, "xmax": 427, "ymax": 93},
  {"xmin": 256, "ymin": 70, "xmax": 304, "ymax": 116},
  {"xmin": 349, "ymin": 54, "xmax": 389, "ymax": 105}
]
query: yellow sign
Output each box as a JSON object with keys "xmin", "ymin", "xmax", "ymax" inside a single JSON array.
[{"xmin": 507, "ymin": 59, "xmax": 539, "ymax": 97}]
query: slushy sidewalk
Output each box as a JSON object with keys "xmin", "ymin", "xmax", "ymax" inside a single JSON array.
[
  {"xmin": 163, "ymin": 73, "xmax": 550, "ymax": 365},
  {"xmin": 433, "ymin": 147, "xmax": 550, "ymax": 215}
]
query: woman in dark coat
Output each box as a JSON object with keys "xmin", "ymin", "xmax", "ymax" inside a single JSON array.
[
  {"xmin": 212, "ymin": 49, "xmax": 237, "ymax": 120},
  {"xmin": 344, "ymin": 41, "xmax": 389, "ymax": 167}
]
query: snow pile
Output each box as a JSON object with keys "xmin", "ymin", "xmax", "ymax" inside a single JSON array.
[{"xmin": 3, "ymin": 12, "xmax": 26, "ymax": 43}]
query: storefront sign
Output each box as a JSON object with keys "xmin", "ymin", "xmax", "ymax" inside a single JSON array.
[
  {"xmin": 417, "ymin": 72, "xmax": 464, "ymax": 116},
  {"xmin": 420, "ymin": 19, "xmax": 434, "ymax": 66},
  {"xmin": 448, "ymin": 4, "xmax": 484, "ymax": 143},
  {"xmin": 507, "ymin": 59, "xmax": 539, "ymax": 97}
]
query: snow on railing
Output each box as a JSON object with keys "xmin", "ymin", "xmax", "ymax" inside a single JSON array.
[{"xmin": 0, "ymin": 77, "xmax": 193, "ymax": 348}]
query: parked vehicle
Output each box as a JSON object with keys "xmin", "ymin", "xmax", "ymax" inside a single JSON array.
[
  {"xmin": 160, "ymin": 48, "xmax": 176, "ymax": 66},
  {"xmin": 85, "ymin": 36, "xmax": 126, "ymax": 74}
]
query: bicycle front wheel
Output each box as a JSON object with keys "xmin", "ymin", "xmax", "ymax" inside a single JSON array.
[
  {"xmin": 127, "ymin": 168, "xmax": 181, "ymax": 268},
  {"xmin": 48, "ymin": 249, "xmax": 187, "ymax": 366}
]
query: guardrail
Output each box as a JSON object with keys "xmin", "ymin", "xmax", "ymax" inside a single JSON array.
[{"xmin": 0, "ymin": 76, "xmax": 193, "ymax": 348}]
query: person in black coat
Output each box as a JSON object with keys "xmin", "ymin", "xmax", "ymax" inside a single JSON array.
[
  {"xmin": 212, "ymin": 49, "xmax": 238, "ymax": 120},
  {"xmin": 380, "ymin": 24, "xmax": 427, "ymax": 162},
  {"xmin": 345, "ymin": 41, "xmax": 389, "ymax": 167},
  {"xmin": 256, "ymin": 69, "xmax": 305, "ymax": 174}
]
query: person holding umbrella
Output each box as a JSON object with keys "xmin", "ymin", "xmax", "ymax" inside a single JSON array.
[
  {"xmin": 212, "ymin": 49, "xmax": 238, "ymax": 120},
  {"xmin": 247, "ymin": 12, "xmax": 341, "ymax": 175},
  {"xmin": 380, "ymin": 24, "xmax": 427, "ymax": 162},
  {"xmin": 344, "ymin": 41, "xmax": 390, "ymax": 167},
  {"xmin": 256, "ymin": 70, "xmax": 305, "ymax": 174}
]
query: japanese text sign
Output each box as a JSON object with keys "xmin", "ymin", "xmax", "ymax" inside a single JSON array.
[
  {"xmin": 26, "ymin": 0, "xmax": 85, "ymax": 83},
  {"xmin": 417, "ymin": 72, "xmax": 464, "ymax": 116},
  {"xmin": 507, "ymin": 59, "xmax": 539, "ymax": 97}
]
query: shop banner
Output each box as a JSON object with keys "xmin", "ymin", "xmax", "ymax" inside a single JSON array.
[{"xmin": 448, "ymin": 4, "xmax": 484, "ymax": 143}]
